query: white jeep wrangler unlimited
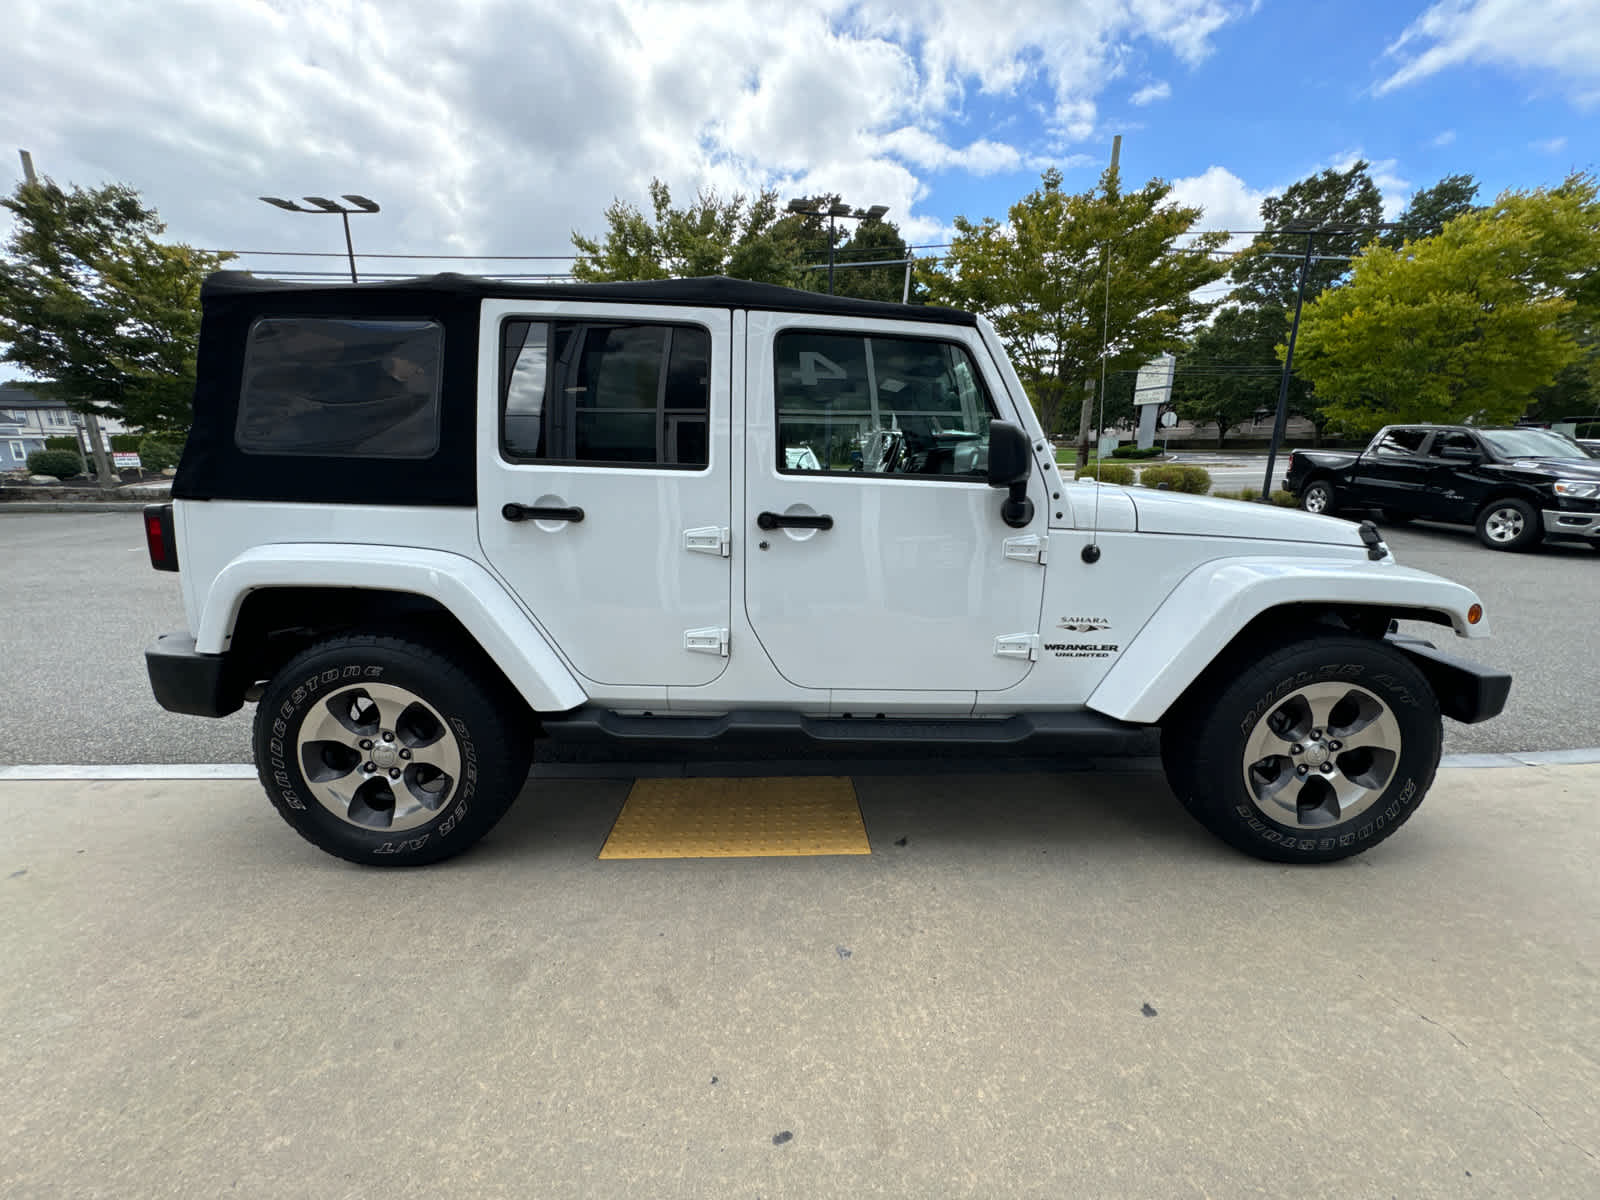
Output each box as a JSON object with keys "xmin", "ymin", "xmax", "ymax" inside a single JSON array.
[{"xmin": 144, "ymin": 272, "xmax": 1510, "ymax": 866}]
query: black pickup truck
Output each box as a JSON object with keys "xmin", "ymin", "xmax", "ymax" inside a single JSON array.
[{"xmin": 1283, "ymin": 424, "xmax": 1600, "ymax": 551}]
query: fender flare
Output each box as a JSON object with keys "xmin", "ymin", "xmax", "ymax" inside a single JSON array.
[
  {"xmin": 195, "ymin": 543, "xmax": 588, "ymax": 714},
  {"xmin": 1086, "ymin": 557, "xmax": 1487, "ymax": 726}
]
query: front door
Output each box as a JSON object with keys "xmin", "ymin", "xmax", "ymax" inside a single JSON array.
[
  {"xmin": 743, "ymin": 312, "xmax": 1046, "ymax": 693},
  {"xmin": 476, "ymin": 300, "xmax": 732, "ymax": 688}
]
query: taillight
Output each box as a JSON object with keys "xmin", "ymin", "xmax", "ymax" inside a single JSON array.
[{"xmin": 144, "ymin": 503, "xmax": 179, "ymax": 572}]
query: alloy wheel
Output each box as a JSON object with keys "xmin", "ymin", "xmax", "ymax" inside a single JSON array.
[
  {"xmin": 294, "ymin": 682, "xmax": 461, "ymax": 831},
  {"xmin": 1240, "ymin": 682, "xmax": 1402, "ymax": 828}
]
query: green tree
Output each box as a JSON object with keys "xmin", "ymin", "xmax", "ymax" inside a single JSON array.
[
  {"xmin": 571, "ymin": 178, "xmax": 800, "ymax": 284},
  {"xmin": 918, "ymin": 166, "xmax": 1229, "ymax": 441},
  {"xmin": 1176, "ymin": 161, "xmax": 1385, "ymax": 445},
  {"xmin": 1383, "ymin": 174, "xmax": 1480, "ymax": 247},
  {"xmin": 775, "ymin": 201, "xmax": 917, "ymax": 302},
  {"xmin": 1172, "ymin": 308, "xmax": 1283, "ymax": 447},
  {"xmin": 0, "ymin": 176, "xmax": 230, "ymax": 430},
  {"xmin": 1294, "ymin": 177, "xmax": 1599, "ymax": 431}
]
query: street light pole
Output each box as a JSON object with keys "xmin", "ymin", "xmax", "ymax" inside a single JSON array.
[
  {"xmin": 786, "ymin": 198, "xmax": 890, "ymax": 295},
  {"xmin": 259, "ymin": 194, "xmax": 381, "ymax": 282}
]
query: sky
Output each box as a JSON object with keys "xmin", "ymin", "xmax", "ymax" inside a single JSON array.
[{"xmin": 2, "ymin": 0, "xmax": 1597, "ymax": 368}]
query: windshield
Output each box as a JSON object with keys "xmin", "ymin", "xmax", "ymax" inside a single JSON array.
[{"xmin": 1479, "ymin": 429, "xmax": 1595, "ymax": 460}]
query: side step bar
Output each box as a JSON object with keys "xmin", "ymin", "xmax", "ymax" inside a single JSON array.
[{"xmin": 539, "ymin": 707, "xmax": 1150, "ymax": 749}]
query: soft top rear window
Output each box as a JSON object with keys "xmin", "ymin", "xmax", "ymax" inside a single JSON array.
[{"xmin": 236, "ymin": 317, "xmax": 443, "ymax": 458}]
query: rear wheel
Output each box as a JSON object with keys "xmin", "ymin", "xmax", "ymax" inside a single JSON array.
[
  {"xmin": 253, "ymin": 634, "xmax": 531, "ymax": 866},
  {"xmin": 1162, "ymin": 635, "xmax": 1441, "ymax": 863},
  {"xmin": 1475, "ymin": 498, "xmax": 1541, "ymax": 551},
  {"xmin": 1300, "ymin": 480, "xmax": 1335, "ymax": 515}
]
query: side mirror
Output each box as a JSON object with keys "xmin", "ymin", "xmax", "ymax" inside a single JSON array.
[
  {"xmin": 986, "ymin": 420, "xmax": 1035, "ymax": 528},
  {"xmin": 986, "ymin": 420, "xmax": 1032, "ymax": 487}
]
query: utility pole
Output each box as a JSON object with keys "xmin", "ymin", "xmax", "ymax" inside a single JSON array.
[
  {"xmin": 1259, "ymin": 229, "xmax": 1316, "ymax": 499},
  {"xmin": 19, "ymin": 149, "xmax": 117, "ymax": 488},
  {"xmin": 1077, "ymin": 135, "xmax": 1120, "ymax": 470}
]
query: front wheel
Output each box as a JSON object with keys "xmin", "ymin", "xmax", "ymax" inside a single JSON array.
[
  {"xmin": 1299, "ymin": 480, "xmax": 1335, "ymax": 515},
  {"xmin": 1162, "ymin": 636, "xmax": 1442, "ymax": 863},
  {"xmin": 253, "ymin": 634, "xmax": 531, "ymax": 866},
  {"xmin": 1475, "ymin": 498, "xmax": 1541, "ymax": 551}
]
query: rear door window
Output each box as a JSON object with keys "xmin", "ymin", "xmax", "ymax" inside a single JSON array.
[
  {"xmin": 499, "ymin": 319, "xmax": 710, "ymax": 468},
  {"xmin": 1372, "ymin": 429, "xmax": 1427, "ymax": 457},
  {"xmin": 236, "ymin": 318, "xmax": 443, "ymax": 458}
]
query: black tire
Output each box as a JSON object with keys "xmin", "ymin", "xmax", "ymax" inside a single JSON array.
[
  {"xmin": 1474, "ymin": 497, "xmax": 1541, "ymax": 551},
  {"xmin": 1299, "ymin": 479, "xmax": 1335, "ymax": 515},
  {"xmin": 253, "ymin": 634, "xmax": 531, "ymax": 866},
  {"xmin": 1162, "ymin": 635, "xmax": 1442, "ymax": 864}
]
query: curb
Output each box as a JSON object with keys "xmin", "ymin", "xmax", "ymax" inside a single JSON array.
[
  {"xmin": 3, "ymin": 749, "xmax": 1599, "ymax": 782},
  {"xmin": 0, "ymin": 502, "xmax": 152, "ymax": 513}
]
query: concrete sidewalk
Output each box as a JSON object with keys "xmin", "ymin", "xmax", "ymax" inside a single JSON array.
[{"xmin": 3, "ymin": 765, "xmax": 1597, "ymax": 1198}]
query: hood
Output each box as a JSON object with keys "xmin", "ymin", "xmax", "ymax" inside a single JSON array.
[
  {"xmin": 1497, "ymin": 456, "xmax": 1600, "ymax": 479},
  {"xmin": 1128, "ymin": 489, "xmax": 1368, "ymax": 547}
]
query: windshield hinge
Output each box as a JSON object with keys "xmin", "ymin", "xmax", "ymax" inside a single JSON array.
[
  {"xmin": 993, "ymin": 633, "xmax": 1039, "ymax": 661},
  {"xmin": 684, "ymin": 526, "xmax": 731, "ymax": 558},
  {"xmin": 684, "ymin": 627, "xmax": 730, "ymax": 657},
  {"xmin": 1003, "ymin": 533, "xmax": 1048, "ymax": 565}
]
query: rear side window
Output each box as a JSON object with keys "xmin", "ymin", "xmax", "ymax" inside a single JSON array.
[
  {"xmin": 236, "ymin": 318, "xmax": 442, "ymax": 457},
  {"xmin": 1373, "ymin": 429, "xmax": 1427, "ymax": 456},
  {"xmin": 499, "ymin": 319, "xmax": 710, "ymax": 468}
]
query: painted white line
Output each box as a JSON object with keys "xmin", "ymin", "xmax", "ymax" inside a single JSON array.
[
  {"xmin": 3, "ymin": 749, "xmax": 1599, "ymax": 782},
  {"xmin": 0, "ymin": 764, "xmax": 256, "ymax": 781}
]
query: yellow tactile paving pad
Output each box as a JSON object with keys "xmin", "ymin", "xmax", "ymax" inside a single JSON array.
[{"xmin": 598, "ymin": 777, "xmax": 871, "ymax": 859}]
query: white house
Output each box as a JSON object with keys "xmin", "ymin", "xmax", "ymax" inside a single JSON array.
[{"xmin": 0, "ymin": 384, "xmax": 131, "ymax": 470}]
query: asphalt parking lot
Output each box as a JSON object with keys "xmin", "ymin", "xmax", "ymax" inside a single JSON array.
[{"xmin": 0, "ymin": 510, "xmax": 1593, "ymax": 765}]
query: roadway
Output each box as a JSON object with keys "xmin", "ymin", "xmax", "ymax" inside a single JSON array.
[{"xmin": 0, "ymin": 509, "xmax": 1594, "ymax": 764}]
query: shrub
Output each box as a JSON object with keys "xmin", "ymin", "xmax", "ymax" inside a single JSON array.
[
  {"xmin": 1139, "ymin": 464, "xmax": 1211, "ymax": 494},
  {"xmin": 1271, "ymin": 489, "xmax": 1299, "ymax": 507},
  {"xmin": 109, "ymin": 432, "xmax": 144, "ymax": 453},
  {"xmin": 137, "ymin": 433, "xmax": 184, "ymax": 472},
  {"xmin": 1075, "ymin": 462, "xmax": 1136, "ymax": 486},
  {"xmin": 26, "ymin": 449, "xmax": 85, "ymax": 478},
  {"xmin": 1110, "ymin": 444, "xmax": 1163, "ymax": 460},
  {"xmin": 44, "ymin": 435, "xmax": 80, "ymax": 452}
]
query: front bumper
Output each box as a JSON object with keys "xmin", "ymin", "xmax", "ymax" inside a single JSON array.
[
  {"xmin": 1387, "ymin": 634, "xmax": 1511, "ymax": 725},
  {"xmin": 1542, "ymin": 509, "xmax": 1600, "ymax": 540},
  {"xmin": 146, "ymin": 633, "xmax": 243, "ymax": 718}
]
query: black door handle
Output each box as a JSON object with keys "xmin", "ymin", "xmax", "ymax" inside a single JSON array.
[
  {"xmin": 502, "ymin": 502, "xmax": 584, "ymax": 523},
  {"xmin": 757, "ymin": 511, "xmax": 834, "ymax": 531}
]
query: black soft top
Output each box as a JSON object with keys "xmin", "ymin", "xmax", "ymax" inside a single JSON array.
[
  {"xmin": 200, "ymin": 271, "xmax": 978, "ymax": 326},
  {"xmin": 177, "ymin": 273, "xmax": 976, "ymax": 508}
]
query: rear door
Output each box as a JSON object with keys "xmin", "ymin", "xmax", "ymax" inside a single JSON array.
[
  {"xmin": 476, "ymin": 300, "xmax": 732, "ymax": 688},
  {"xmin": 1349, "ymin": 428, "xmax": 1430, "ymax": 514},
  {"xmin": 742, "ymin": 312, "xmax": 1047, "ymax": 695}
]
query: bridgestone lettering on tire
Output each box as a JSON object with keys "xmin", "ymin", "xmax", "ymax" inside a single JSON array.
[
  {"xmin": 1160, "ymin": 635, "xmax": 1442, "ymax": 863},
  {"xmin": 252, "ymin": 634, "xmax": 530, "ymax": 866}
]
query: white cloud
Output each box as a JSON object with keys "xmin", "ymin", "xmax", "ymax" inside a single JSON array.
[
  {"xmin": 1378, "ymin": 0, "xmax": 1600, "ymax": 108},
  {"xmin": 1130, "ymin": 80, "xmax": 1173, "ymax": 106},
  {"xmin": 1531, "ymin": 135, "xmax": 1569, "ymax": 153},
  {"xmin": 1431, "ymin": 129, "xmax": 1456, "ymax": 146},
  {"xmin": 0, "ymin": 0, "xmax": 1252, "ymax": 275},
  {"xmin": 1168, "ymin": 165, "xmax": 1268, "ymax": 251}
]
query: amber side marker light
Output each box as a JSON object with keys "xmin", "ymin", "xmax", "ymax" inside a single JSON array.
[{"xmin": 1468, "ymin": 604, "xmax": 1483, "ymax": 625}]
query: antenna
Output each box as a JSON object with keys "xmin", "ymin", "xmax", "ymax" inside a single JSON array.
[{"xmin": 1083, "ymin": 135, "xmax": 1120, "ymax": 565}]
